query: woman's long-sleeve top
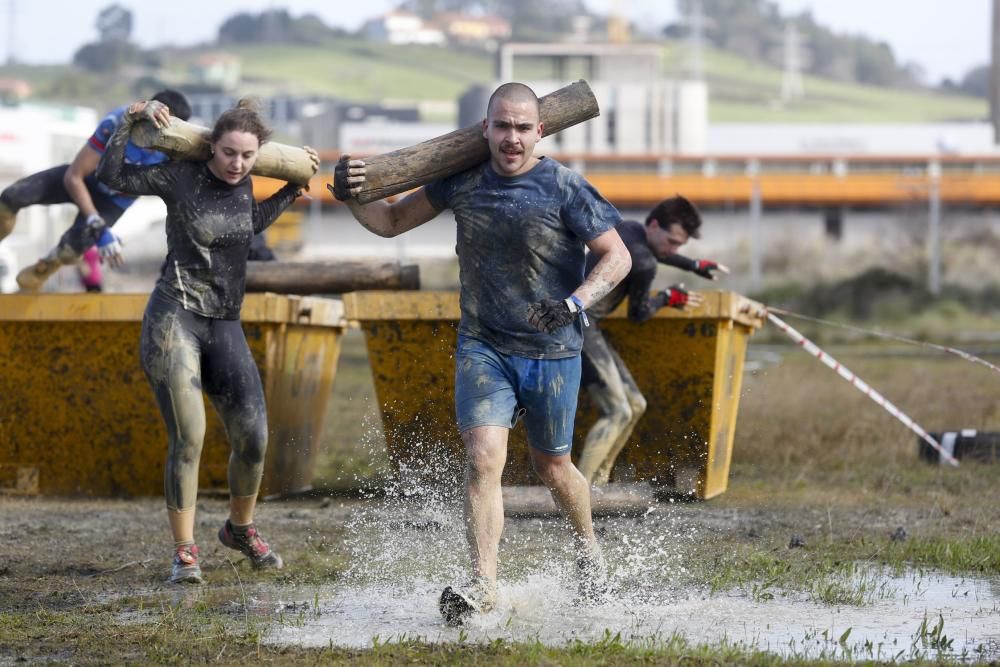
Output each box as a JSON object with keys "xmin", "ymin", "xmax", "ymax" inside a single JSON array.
[{"xmin": 97, "ymin": 116, "xmax": 299, "ymax": 319}]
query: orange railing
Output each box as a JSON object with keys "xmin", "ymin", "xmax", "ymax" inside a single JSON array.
[{"xmin": 254, "ymin": 153, "xmax": 1000, "ymax": 207}]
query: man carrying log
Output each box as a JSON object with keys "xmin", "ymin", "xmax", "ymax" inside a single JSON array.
[
  {"xmin": 331, "ymin": 82, "xmax": 631, "ymax": 625},
  {"xmin": 576, "ymin": 196, "xmax": 729, "ymax": 485},
  {"xmin": 0, "ymin": 90, "xmax": 191, "ymax": 291}
]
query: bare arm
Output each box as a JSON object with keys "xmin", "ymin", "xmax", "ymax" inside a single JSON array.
[
  {"xmin": 573, "ymin": 228, "xmax": 631, "ymax": 308},
  {"xmin": 332, "ymin": 156, "xmax": 439, "ymax": 238},
  {"xmin": 344, "ymin": 189, "xmax": 439, "ymax": 238},
  {"xmin": 62, "ymin": 146, "xmax": 102, "ymax": 218}
]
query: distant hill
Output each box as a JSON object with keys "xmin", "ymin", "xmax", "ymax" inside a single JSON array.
[{"xmin": 0, "ymin": 37, "xmax": 986, "ymax": 124}]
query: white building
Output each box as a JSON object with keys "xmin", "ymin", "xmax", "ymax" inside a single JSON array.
[
  {"xmin": 434, "ymin": 12, "xmax": 510, "ymax": 50},
  {"xmin": 364, "ymin": 10, "xmax": 445, "ymax": 46},
  {"xmin": 189, "ymin": 53, "xmax": 242, "ymax": 92},
  {"xmin": 706, "ymin": 123, "xmax": 999, "ymax": 156},
  {"xmin": 496, "ymin": 43, "xmax": 708, "ymax": 155}
]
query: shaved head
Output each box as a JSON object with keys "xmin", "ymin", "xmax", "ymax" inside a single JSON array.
[{"xmin": 486, "ymin": 82, "xmax": 540, "ymax": 118}]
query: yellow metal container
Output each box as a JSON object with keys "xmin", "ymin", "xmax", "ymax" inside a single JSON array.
[
  {"xmin": 343, "ymin": 290, "xmax": 764, "ymax": 499},
  {"xmin": 0, "ymin": 292, "xmax": 344, "ymax": 497},
  {"xmin": 265, "ymin": 210, "xmax": 304, "ymax": 253}
]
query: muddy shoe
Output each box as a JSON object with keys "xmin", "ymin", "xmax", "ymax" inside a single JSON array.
[
  {"xmin": 439, "ymin": 576, "xmax": 496, "ymax": 626},
  {"xmin": 0, "ymin": 201, "xmax": 14, "ymax": 242},
  {"xmin": 16, "ymin": 257, "xmax": 61, "ymax": 292},
  {"xmin": 169, "ymin": 544, "xmax": 203, "ymax": 585},
  {"xmin": 218, "ymin": 520, "xmax": 283, "ymax": 569},
  {"xmin": 576, "ymin": 550, "xmax": 611, "ymax": 605}
]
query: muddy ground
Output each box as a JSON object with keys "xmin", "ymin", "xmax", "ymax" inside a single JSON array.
[{"xmin": 1, "ymin": 345, "xmax": 999, "ymax": 665}]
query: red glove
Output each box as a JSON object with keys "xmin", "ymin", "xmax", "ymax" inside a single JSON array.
[
  {"xmin": 664, "ymin": 285, "xmax": 689, "ymax": 309},
  {"xmin": 692, "ymin": 259, "xmax": 724, "ymax": 280}
]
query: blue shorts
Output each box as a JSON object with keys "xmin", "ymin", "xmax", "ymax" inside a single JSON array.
[{"xmin": 454, "ymin": 335, "xmax": 581, "ymax": 456}]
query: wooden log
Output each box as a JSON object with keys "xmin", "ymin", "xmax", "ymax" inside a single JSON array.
[
  {"xmin": 130, "ymin": 119, "xmax": 315, "ymax": 185},
  {"xmin": 245, "ymin": 261, "xmax": 420, "ymax": 294},
  {"xmin": 355, "ymin": 79, "xmax": 600, "ymax": 204}
]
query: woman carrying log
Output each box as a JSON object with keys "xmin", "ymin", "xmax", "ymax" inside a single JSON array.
[{"xmin": 96, "ymin": 97, "xmax": 319, "ymax": 584}]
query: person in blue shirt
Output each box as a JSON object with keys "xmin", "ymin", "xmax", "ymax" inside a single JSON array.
[
  {"xmin": 0, "ymin": 89, "xmax": 191, "ymax": 291},
  {"xmin": 332, "ymin": 82, "xmax": 632, "ymax": 625}
]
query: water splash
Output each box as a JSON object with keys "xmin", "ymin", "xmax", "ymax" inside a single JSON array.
[
  {"xmin": 262, "ymin": 452, "xmax": 1000, "ymax": 662},
  {"xmin": 265, "ymin": 564, "xmax": 999, "ymax": 662}
]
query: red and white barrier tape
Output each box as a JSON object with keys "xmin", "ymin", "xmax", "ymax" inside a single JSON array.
[
  {"xmin": 768, "ymin": 307, "xmax": 1000, "ymax": 377},
  {"xmin": 767, "ymin": 312, "xmax": 960, "ymax": 467}
]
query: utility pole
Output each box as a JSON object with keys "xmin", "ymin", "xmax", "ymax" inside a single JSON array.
[
  {"xmin": 927, "ymin": 160, "xmax": 942, "ymax": 295},
  {"xmin": 6, "ymin": 0, "xmax": 16, "ymax": 65},
  {"xmin": 992, "ymin": 0, "xmax": 1000, "ymax": 143},
  {"xmin": 687, "ymin": 0, "xmax": 705, "ymax": 81},
  {"xmin": 781, "ymin": 20, "xmax": 804, "ymax": 103}
]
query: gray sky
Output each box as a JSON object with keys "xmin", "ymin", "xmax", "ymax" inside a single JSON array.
[{"xmin": 0, "ymin": 1, "xmax": 989, "ymax": 84}]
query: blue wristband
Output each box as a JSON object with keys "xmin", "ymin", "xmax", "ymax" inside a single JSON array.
[{"xmin": 568, "ymin": 295, "xmax": 589, "ymax": 327}]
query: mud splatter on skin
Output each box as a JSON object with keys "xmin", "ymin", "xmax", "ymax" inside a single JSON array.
[{"xmin": 577, "ymin": 251, "xmax": 631, "ymax": 311}]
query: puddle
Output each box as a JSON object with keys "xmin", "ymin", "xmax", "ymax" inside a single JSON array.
[
  {"xmin": 258, "ymin": 571, "xmax": 999, "ymax": 661},
  {"xmin": 104, "ymin": 488, "xmax": 999, "ymax": 662},
  {"xmin": 259, "ymin": 570, "xmax": 999, "ymax": 661},
  {"xmin": 255, "ymin": 494, "xmax": 1000, "ymax": 662}
]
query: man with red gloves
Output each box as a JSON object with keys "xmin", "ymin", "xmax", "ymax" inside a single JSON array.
[{"xmin": 576, "ymin": 195, "xmax": 728, "ymax": 485}]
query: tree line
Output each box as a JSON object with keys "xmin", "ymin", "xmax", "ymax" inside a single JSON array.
[{"xmin": 69, "ymin": 2, "xmax": 987, "ymax": 98}]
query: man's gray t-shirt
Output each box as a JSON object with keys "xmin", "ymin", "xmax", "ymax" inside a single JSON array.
[{"xmin": 424, "ymin": 157, "xmax": 622, "ymax": 359}]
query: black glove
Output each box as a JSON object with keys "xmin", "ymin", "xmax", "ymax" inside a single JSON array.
[
  {"xmin": 527, "ymin": 298, "xmax": 577, "ymax": 333},
  {"xmin": 330, "ymin": 155, "xmax": 353, "ymax": 201}
]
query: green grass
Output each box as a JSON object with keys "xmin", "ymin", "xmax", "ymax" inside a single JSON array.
[
  {"xmin": 1, "ymin": 38, "xmax": 986, "ymax": 124},
  {"xmin": 0, "ymin": 608, "xmax": 782, "ymax": 666},
  {"xmin": 197, "ymin": 40, "xmax": 492, "ymax": 107},
  {"xmin": 692, "ymin": 534, "xmax": 1000, "ymax": 606},
  {"xmin": 1, "ymin": 602, "xmax": 983, "ymax": 665},
  {"xmin": 663, "ymin": 45, "xmax": 986, "ymax": 123},
  {"xmin": 210, "ymin": 39, "xmax": 988, "ymax": 123},
  {"xmin": 4, "ymin": 346, "xmax": 999, "ymax": 664}
]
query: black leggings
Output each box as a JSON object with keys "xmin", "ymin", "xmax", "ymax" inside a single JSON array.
[
  {"xmin": 0, "ymin": 165, "xmax": 124, "ymax": 259},
  {"xmin": 140, "ymin": 291, "xmax": 268, "ymax": 511}
]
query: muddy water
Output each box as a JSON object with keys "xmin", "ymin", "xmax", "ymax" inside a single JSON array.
[
  {"xmin": 263, "ymin": 573, "xmax": 998, "ymax": 662},
  {"xmin": 250, "ymin": 494, "xmax": 1000, "ymax": 662}
]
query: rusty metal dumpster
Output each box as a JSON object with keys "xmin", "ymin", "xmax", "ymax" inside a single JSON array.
[
  {"xmin": 343, "ymin": 290, "xmax": 764, "ymax": 499},
  {"xmin": 0, "ymin": 292, "xmax": 344, "ymax": 497}
]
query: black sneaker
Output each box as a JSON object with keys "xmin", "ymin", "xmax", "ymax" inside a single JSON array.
[
  {"xmin": 439, "ymin": 576, "xmax": 496, "ymax": 626},
  {"xmin": 169, "ymin": 544, "xmax": 203, "ymax": 585},
  {"xmin": 218, "ymin": 520, "xmax": 283, "ymax": 569}
]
